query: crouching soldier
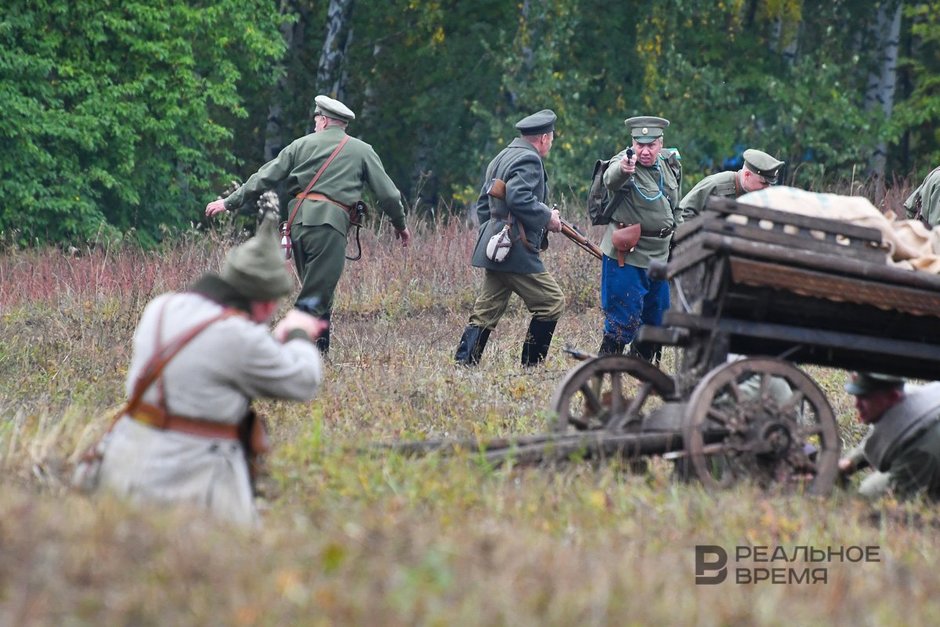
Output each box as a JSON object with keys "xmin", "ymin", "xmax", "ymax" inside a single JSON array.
[
  {"xmin": 839, "ymin": 372, "xmax": 940, "ymax": 501},
  {"xmin": 94, "ymin": 214, "xmax": 327, "ymax": 527}
]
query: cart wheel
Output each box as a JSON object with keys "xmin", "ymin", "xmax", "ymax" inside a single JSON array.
[
  {"xmin": 682, "ymin": 358, "xmax": 840, "ymax": 495},
  {"xmin": 550, "ymin": 355, "xmax": 677, "ymax": 432}
]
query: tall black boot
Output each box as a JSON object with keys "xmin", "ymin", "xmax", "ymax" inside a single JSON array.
[
  {"xmin": 521, "ymin": 318, "xmax": 558, "ymax": 367},
  {"xmin": 455, "ymin": 325, "xmax": 491, "ymax": 366},
  {"xmin": 598, "ymin": 334, "xmax": 626, "ymax": 356},
  {"xmin": 629, "ymin": 340, "xmax": 662, "ymax": 366},
  {"xmin": 315, "ymin": 312, "xmax": 332, "ymax": 354}
]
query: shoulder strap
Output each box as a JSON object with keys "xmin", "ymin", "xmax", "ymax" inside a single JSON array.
[
  {"xmin": 285, "ymin": 135, "xmax": 351, "ymax": 235},
  {"xmin": 124, "ymin": 307, "xmax": 241, "ymax": 415}
]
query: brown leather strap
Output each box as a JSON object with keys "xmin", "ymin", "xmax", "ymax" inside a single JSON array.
[
  {"xmin": 130, "ymin": 403, "xmax": 240, "ymax": 440},
  {"xmin": 296, "ymin": 192, "xmax": 351, "ymax": 211},
  {"xmin": 285, "ymin": 135, "xmax": 351, "ymax": 237},
  {"xmin": 125, "ymin": 307, "xmax": 241, "ymax": 416}
]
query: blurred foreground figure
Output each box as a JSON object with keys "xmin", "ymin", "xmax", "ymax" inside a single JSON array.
[
  {"xmin": 95, "ymin": 215, "xmax": 327, "ymax": 527},
  {"xmin": 839, "ymin": 372, "xmax": 940, "ymax": 501}
]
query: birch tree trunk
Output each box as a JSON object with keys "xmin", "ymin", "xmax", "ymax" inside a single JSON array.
[
  {"xmin": 865, "ymin": 0, "xmax": 903, "ymax": 191},
  {"xmin": 264, "ymin": 0, "xmax": 308, "ymax": 162},
  {"xmin": 314, "ymin": 0, "xmax": 356, "ymax": 115}
]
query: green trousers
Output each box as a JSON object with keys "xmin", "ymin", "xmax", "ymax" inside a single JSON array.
[
  {"xmin": 469, "ymin": 270, "xmax": 565, "ymax": 329},
  {"xmin": 293, "ymin": 224, "xmax": 346, "ymax": 318}
]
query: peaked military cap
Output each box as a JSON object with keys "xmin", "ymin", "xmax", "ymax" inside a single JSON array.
[
  {"xmin": 844, "ymin": 372, "xmax": 906, "ymax": 396},
  {"xmin": 743, "ymin": 149, "xmax": 785, "ymax": 183},
  {"xmin": 314, "ymin": 95, "xmax": 356, "ymax": 122},
  {"xmin": 625, "ymin": 116, "xmax": 670, "ymax": 144},
  {"xmin": 221, "ymin": 213, "xmax": 294, "ymax": 301},
  {"xmin": 515, "ymin": 109, "xmax": 557, "ymax": 135}
]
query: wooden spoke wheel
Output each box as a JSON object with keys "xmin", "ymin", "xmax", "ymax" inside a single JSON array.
[
  {"xmin": 550, "ymin": 355, "xmax": 677, "ymax": 433},
  {"xmin": 682, "ymin": 357, "xmax": 840, "ymax": 495}
]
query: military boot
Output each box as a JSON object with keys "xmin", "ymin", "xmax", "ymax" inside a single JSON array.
[
  {"xmin": 455, "ymin": 325, "xmax": 491, "ymax": 366},
  {"xmin": 598, "ymin": 334, "xmax": 626, "ymax": 356},
  {"xmin": 629, "ymin": 340, "xmax": 662, "ymax": 366},
  {"xmin": 520, "ymin": 318, "xmax": 558, "ymax": 367},
  {"xmin": 315, "ymin": 312, "xmax": 332, "ymax": 354}
]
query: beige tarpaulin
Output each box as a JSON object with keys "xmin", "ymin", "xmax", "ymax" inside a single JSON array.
[{"xmin": 737, "ymin": 186, "xmax": 940, "ymax": 273}]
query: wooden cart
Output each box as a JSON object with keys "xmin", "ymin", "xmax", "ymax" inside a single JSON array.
[{"xmin": 398, "ymin": 198, "xmax": 940, "ymax": 495}]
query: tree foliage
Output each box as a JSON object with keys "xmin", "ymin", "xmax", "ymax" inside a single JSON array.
[
  {"xmin": 3, "ymin": 0, "xmax": 940, "ymax": 246},
  {"xmin": 0, "ymin": 0, "xmax": 285, "ymax": 246}
]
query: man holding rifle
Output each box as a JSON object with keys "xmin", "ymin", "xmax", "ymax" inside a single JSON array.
[{"xmin": 454, "ymin": 109, "xmax": 566, "ymax": 367}]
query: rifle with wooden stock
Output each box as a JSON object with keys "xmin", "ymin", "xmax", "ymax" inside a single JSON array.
[{"xmin": 557, "ymin": 211, "xmax": 603, "ymax": 260}]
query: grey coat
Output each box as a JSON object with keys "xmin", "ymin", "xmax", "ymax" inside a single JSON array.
[{"xmin": 470, "ymin": 138, "xmax": 552, "ymax": 274}]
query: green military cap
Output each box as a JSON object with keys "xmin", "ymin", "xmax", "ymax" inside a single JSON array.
[
  {"xmin": 515, "ymin": 109, "xmax": 557, "ymax": 135},
  {"xmin": 221, "ymin": 213, "xmax": 294, "ymax": 301},
  {"xmin": 844, "ymin": 372, "xmax": 906, "ymax": 396},
  {"xmin": 314, "ymin": 94, "xmax": 356, "ymax": 122},
  {"xmin": 625, "ymin": 116, "xmax": 670, "ymax": 144},
  {"xmin": 743, "ymin": 149, "xmax": 785, "ymax": 183}
]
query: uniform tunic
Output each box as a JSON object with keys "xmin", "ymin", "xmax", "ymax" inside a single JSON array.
[
  {"xmin": 98, "ymin": 290, "xmax": 323, "ymax": 527},
  {"xmin": 223, "ymin": 126, "xmax": 405, "ymax": 317},
  {"xmin": 598, "ymin": 151, "xmax": 681, "ymax": 343},
  {"xmin": 467, "ymin": 138, "xmax": 564, "ymax": 327},
  {"xmin": 678, "ymin": 170, "xmax": 740, "ymax": 221},
  {"xmin": 859, "ymin": 382, "xmax": 940, "ymax": 500},
  {"xmin": 903, "ymin": 167, "xmax": 940, "ymax": 227}
]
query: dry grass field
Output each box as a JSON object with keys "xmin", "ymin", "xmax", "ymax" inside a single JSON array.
[{"xmin": 2, "ymin": 201, "xmax": 939, "ymax": 626}]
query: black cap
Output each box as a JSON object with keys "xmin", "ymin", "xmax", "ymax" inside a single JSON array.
[
  {"xmin": 515, "ymin": 109, "xmax": 557, "ymax": 135},
  {"xmin": 844, "ymin": 372, "xmax": 906, "ymax": 396}
]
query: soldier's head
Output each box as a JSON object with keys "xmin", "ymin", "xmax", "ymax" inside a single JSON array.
[
  {"xmin": 221, "ymin": 213, "xmax": 294, "ymax": 322},
  {"xmin": 516, "ymin": 109, "xmax": 557, "ymax": 157},
  {"xmin": 625, "ymin": 116, "xmax": 669, "ymax": 166},
  {"xmin": 741, "ymin": 149, "xmax": 785, "ymax": 192},
  {"xmin": 845, "ymin": 372, "xmax": 906, "ymax": 425},
  {"xmin": 313, "ymin": 95, "xmax": 355, "ymax": 132}
]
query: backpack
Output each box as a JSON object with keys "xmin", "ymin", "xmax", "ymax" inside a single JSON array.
[{"xmin": 586, "ymin": 158, "xmax": 627, "ymax": 226}]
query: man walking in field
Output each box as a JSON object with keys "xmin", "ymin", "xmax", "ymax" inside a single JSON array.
[
  {"xmin": 454, "ymin": 109, "xmax": 565, "ymax": 367},
  {"xmin": 94, "ymin": 214, "xmax": 327, "ymax": 527},
  {"xmin": 678, "ymin": 149, "xmax": 784, "ymax": 220},
  {"xmin": 904, "ymin": 165, "xmax": 940, "ymax": 227},
  {"xmin": 206, "ymin": 95, "xmax": 412, "ymax": 354}
]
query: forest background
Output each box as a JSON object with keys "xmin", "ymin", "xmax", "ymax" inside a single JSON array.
[{"xmin": 2, "ymin": 0, "xmax": 939, "ymax": 246}]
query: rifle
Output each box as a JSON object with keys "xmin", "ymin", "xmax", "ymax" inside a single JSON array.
[{"xmin": 557, "ymin": 211, "xmax": 603, "ymax": 260}]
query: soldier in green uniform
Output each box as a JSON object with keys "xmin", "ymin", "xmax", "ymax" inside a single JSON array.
[
  {"xmin": 454, "ymin": 109, "xmax": 565, "ymax": 367},
  {"xmin": 678, "ymin": 149, "xmax": 784, "ymax": 221},
  {"xmin": 838, "ymin": 372, "xmax": 940, "ymax": 501},
  {"xmin": 206, "ymin": 95, "xmax": 411, "ymax": 353},
  {"xmin": 597, "ymin": 116, "xmax": 682, "ymax": 359},
  {"xmin": 903, "ymin": 166, "xmax": 940, "ymax": 227}
]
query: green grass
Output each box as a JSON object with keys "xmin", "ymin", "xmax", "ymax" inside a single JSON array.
[{"xmin": 2, "ymin": 210, "xmax": 939, "ymax": 625}]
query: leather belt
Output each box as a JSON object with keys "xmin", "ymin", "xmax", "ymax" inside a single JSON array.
[
  {"xmin": 130, "ymin": 402, "xmax": 240, "ymax": 440},
  {"xmin": 640, "ymin": 226, "xmax": 674, "ymax": 238},
  {"xmin": 296, "ymin": 192, "xmax": 351, "ymax": 211}
]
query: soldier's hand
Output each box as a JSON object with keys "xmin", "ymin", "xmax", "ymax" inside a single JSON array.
[
  {"xmin": 620, "ymin": 152, "xmax": 636, "ymax": 175},
  {"xmin": 395, "ymin": 227, "xmax": 412, "ymax": 247},
  {"xmin": 547, "ymin": 209, "xmax": 562, "ymax": 233},
  {"xmin": 205, "ymin": 199, "xmax": 227, "ymax": 217},
  {"xmin": 273, "ymin": 309, "xmax": 329, "ymax": 343}
]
